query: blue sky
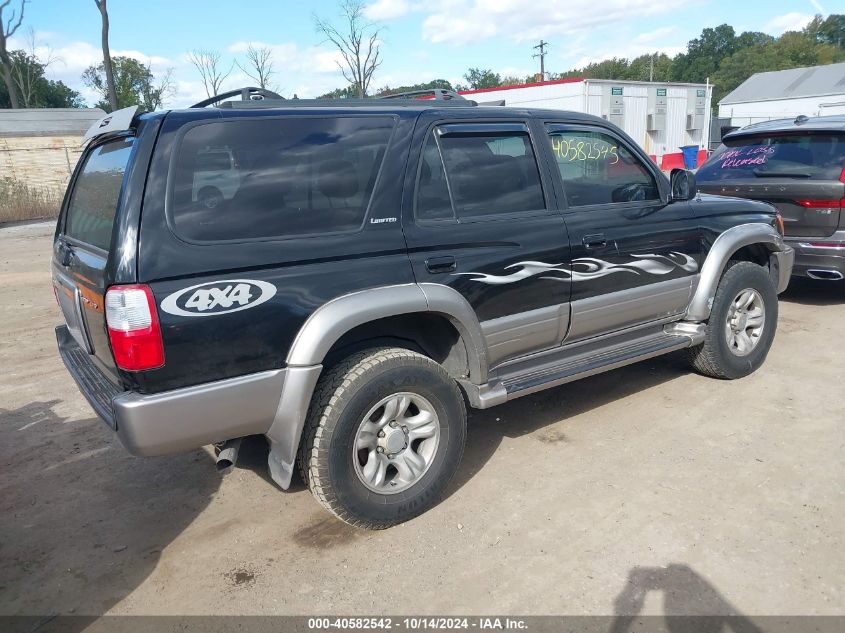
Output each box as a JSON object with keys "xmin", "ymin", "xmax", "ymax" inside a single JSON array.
[{"xmin": 11, "ymin": 0, "xmax": 842, "ymax": 107}]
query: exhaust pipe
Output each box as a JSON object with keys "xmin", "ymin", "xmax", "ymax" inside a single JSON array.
[
  {"xmin": 806, "ymin": 269, "xmax": 844, "ymax": 281},
  {"xmin": 215, "ymin": 438, "xmax": 243, "ymax": 474}
]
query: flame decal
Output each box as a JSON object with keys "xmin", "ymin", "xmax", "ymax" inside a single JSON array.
[{"xmin": 454, "ymin": 252, "xmax": 698, "ymax": 285}]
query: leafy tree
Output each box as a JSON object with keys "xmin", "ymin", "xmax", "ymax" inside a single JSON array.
[
  {"xmin": 0, "ymin": 49, "xmax": 82, "ymax": 108},
  {"xmin": 317, "ymin": 85, "xmax": 358, "ymax": 99},
  {"xmin": 806, "ymin": 14, "xmax": 845, "ymax": 48},
  {"xmin": 462, "ymin": 67, "xmax": 501, "ymax": 90},
  {"xmin": 671, "ymin": 24, "xmax": 738, "ymax": 83},
  {"xmin": 376, "ymin": 79, "xmax": 453, "ymax": 96},
  {"xmin": 82, "ymin": 55, "xmax": 173, "ymax": 111}
]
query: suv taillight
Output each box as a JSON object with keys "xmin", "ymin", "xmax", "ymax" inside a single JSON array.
[{"xmin": 105, "ymin": 285, "xmax": 165, "ymax": 371}]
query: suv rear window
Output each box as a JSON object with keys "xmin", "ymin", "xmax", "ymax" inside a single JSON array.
[
  {"xmin": 64, "ymin": 137, "xmax": 134, "ymax": 251},
  {"xmin": 170, "ymin": 117, "xmax": 394, "ymax": 241},
  {"xmin": 698, "ymin": 133, "xmax": 845, "ymax": 181}
]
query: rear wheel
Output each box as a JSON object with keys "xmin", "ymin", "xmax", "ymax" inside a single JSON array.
[
  {"xmin": 298, "ymin": 347, "xmax": 466, "ymax": 529},
  {"xmin": 686, "ymin": 261, "xmax": 778, "ymax": 379}
]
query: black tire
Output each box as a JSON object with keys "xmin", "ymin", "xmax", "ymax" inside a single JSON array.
[
  {"xmin": 686, "ymin": 261, "xmax": 778, "ymax": 379},
  {"xmin": 197, "ymin": 186, "xmax": 223, "ymax": 210},
  {"xmin": 298, "ymin": 347, "xmax": 467, "ymax": 529}
]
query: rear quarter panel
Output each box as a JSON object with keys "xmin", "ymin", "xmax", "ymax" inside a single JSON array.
[{"xmin": 131, "ymin": 109, "xmax": 417, "ymax": 394}]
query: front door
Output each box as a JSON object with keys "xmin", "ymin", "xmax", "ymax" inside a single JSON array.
[
  {"xmin": 402, "ymin": 118, "xmax": 571, "ymax": 368},
  {"xmin": 541, "ymin": 123, "xmax": 702, "ymax": 342}
]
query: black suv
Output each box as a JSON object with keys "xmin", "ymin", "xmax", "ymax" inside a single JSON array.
[
  {"xmin": 54, "ymin": 88, "xmax": 794, "ymax": 529},
  {"xmin": 698, "ymin": 115, "xmax": 845, "ymax": 280}
]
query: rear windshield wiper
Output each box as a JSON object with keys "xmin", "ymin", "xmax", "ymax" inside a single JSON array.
[{"xmin": 752, "ymin": 169, "xmax": 812, "ymax": 178}]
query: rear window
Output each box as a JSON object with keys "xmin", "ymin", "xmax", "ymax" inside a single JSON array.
[
  {"xmin": 64, "ymin": 137, "xmax": 133, "ymax": 251},
  {"xmin": 170, "ymin": 117, "xmax": 394, "ymax": 242},
  {"xmin": 697, "ymin": 133, "xmax": 845, "ymax": 182}
]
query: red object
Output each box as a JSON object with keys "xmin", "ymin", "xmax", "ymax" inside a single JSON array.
[
  {"xmin": 697, "ymin": 149, "xmax": 708, "ymax": 167},
  {"xmin": 457, "ymin": 77, "xmax": 584, "ymax": 96},
  {"xmin": 648, "ymin": 154, "xmax": 658, "ymax": 164},
  {"xmin": 106, "ymin": 284, "xmax": 165, "ymax": 371},
  {"xmin": 660, "ymin": 153, "xmax": 686, "ymax": 170},
  {"xmin": 796, "ymin": 199, "xmax": 844, "ymax": 208}
]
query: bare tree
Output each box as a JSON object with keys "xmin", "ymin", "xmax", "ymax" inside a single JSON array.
[
  {"xmin": 188, "ymin": 49, "xmax": 233, "ymax": 98},
  {"xmin": 93, "ymin": 0, "xmax": 118, "ymax": 111},
  {"xmin": 236, "ymin": 44, "xmax": 275, "ymax": 90},
  {"xmin": 0, "ymin": 0, "xmax": 27, "ymax": 109},
  {"xmin": 315, "ymin": 0, "xmax": 382, "ymax": 98},
  {"xmin": 10, "ymin": 27, "xmax": 58, "ymax": 107}
]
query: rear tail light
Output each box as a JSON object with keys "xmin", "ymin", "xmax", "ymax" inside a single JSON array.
[
  {"xmin": 796, "ymin": 199, "xmax": 843, "ymax": 208},
  {"xmin": 105, "ymin": 284, "xmax": 165, "ymax": 371}
]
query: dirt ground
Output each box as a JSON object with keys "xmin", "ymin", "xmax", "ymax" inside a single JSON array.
[{"xmin": 0, "ymin": 221, "xmax": 843, "ymax": 618}]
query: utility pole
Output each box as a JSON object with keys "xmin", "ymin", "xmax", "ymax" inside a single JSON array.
[{"xmin": 533, "ymin": 40, "xmax": 549, "ymax": 82}]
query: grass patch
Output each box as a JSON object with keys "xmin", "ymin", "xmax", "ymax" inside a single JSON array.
[{"xmin": 0, "ymin": 178, "xmax": 62, "ymax": 224}]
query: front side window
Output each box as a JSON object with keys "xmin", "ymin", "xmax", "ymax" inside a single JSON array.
[
  {"xmin": 546, "ymin": 129, "xmax": 659, "ymax": 207},
  {"xmin": 65, "ymin": 137, "xmax": 134, "ymax": 251},
  {"xmin": 419, "ymin": 127, "xmax": 545, "ymax": 220},
  {"xmin": 170, "ymin": 116, "xmax": 394, "ymax": 241}
]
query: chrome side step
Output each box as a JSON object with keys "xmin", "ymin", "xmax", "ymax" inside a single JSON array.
[{"xmin": 462, "ymin": 323, "xmax": 704, "ymax": 407}]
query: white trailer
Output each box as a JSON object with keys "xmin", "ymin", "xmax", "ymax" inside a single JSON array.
[{"xmin": 460, "ymin": 78, "xmax": 713, "ymax": 166}]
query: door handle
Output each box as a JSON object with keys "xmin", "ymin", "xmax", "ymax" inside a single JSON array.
[
  {"xmin": 425, "ymin": 255, "xmax": 457, "ymax": 274},
  {"xmin": 582, "ymin": 234, "xmax": 607, "ymax": 249}
]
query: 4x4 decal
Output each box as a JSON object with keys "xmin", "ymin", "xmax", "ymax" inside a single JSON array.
[
  {"xmin": 455, "ymin": 253, "xmax": 698, "ymax": 285},
  {"xmin": 160, "ymin": 279, "xmax": 277, "ymax": 317}
]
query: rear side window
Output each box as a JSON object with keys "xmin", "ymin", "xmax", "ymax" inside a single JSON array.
[
  {"xmin": 697, "ymin": 133, "xmax": 845, "ymax": 181},
  {"xmin": 64, "ymin": 137, "xmax": 133, "ymax": 251},
  {"xmin": 170, "ymin": 117, "xmax": 394, "ymax": 241},
  {"xmin": 546, "ymin": 129, "xmax": 659, "ymax": 207},
  {"xmin": 416, "ymin": 127, "xmax": 545, "ymax": 221}
]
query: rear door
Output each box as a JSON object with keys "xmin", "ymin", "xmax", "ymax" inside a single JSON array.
[
  {"xmin": 402, "ymin": 116, "xmax": 572, "ymax": 368},
  {"xmin": 697, "ymin": 132, "xmax": 845, "ymax": 237},
  {"xmin": 53, "ymin": 135, "xmax": 135, "ymax": 383}
]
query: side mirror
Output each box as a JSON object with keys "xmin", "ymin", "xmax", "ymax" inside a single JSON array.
[{"xmin": 670, "ymin": 169, "xmax": 697, "ymax": 201}]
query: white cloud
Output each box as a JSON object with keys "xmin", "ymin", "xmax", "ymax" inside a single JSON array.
[
  {"xmin": 364, "ymin": 0, "xmax": 413, "ymax": 20},
  {"xmin": 635, "ymin": 26, "xmax": 677, "ymax": 43},
  {"xmin": 421, "ymin": 0, "xmax": 695, "ymax": 45},
  {"xmin": 764, "ymin": 12, "xmax": 814, "ymax": 34}
]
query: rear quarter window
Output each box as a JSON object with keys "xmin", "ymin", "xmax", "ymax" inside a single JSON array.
[
  {"xmin": 169, "ymin": 116, "xmax": 395, "ymax": 242},
  {"xmin": 64, "ymin": 137, "xmax": 134, "ymax": 251},
  {"xmin": 698, "ymin": 133, "xmax": 845, "ymax": 181}
]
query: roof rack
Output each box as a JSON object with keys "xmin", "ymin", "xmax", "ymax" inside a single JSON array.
[
  {"xmin": 377, "ymin": 88, "xmax": 467, "ymax": 101},
  {"xmin": 191, "ymin": 87, "xmax": 285, "ymax": 109},
  {"xmin": 195, "ymin": 86, "xmax": 478, "ymax": 110}
]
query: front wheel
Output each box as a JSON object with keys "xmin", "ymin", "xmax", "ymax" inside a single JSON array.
[
  {"xmin": 686, "ymin": 261, "xmax": 778, "ymax": 379},
  {"xmin": 298, "ymin": 347, "xmax": 467, "ymax": 529}
]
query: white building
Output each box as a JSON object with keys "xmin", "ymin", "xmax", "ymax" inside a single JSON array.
[
  {"xmin": 459, "ymin": 78, "xmax": 713, "ymax": 168},
  {"xmin": 719, "ymin": 62, "xmax": 845, "ymax": 128}
]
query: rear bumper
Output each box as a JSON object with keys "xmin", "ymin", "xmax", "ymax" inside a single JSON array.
[
  {"xmin": 57, "ymin": 325, "xmax": 299, "ymax": 457},
  {"xmin": 786, "ymin": 232, "xmax": 845, "ymax": 279}
]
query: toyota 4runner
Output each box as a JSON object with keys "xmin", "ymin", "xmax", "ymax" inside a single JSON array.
[{"xmin": 53, "ymin": 88, "xmax": 794, "ymax": 529}]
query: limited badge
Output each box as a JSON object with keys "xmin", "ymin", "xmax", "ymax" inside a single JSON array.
[{"xmin": 160, "ymin": 279, "xmax": 277, "ymax": 317}]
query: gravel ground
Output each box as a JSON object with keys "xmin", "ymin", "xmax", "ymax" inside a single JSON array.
[{"xmin": 0, "ymin": 221, "xmax": 842, "ymax": 617}]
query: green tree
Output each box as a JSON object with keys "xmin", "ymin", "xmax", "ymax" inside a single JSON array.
[
  {"xmin": 375, "ymin": 79, "xmax": 453, "ymax": 96},
  {"xmin": 82, "ymin": 55, "xmax": 173, "ymax": 111},
  {"xmin": 462, "ymin": 67, "xmax": 501, "ymax": 90},
  {"xmin": 671, "ymin": 24, "xmax": 738, "ymax": 83},
  {"xmin": 0, "ymin": 49, "xmax": 82, "ymax": 108},
  {"xmin": 317, "ymin": 85, "xmax": 358, "ymax": 99}
]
